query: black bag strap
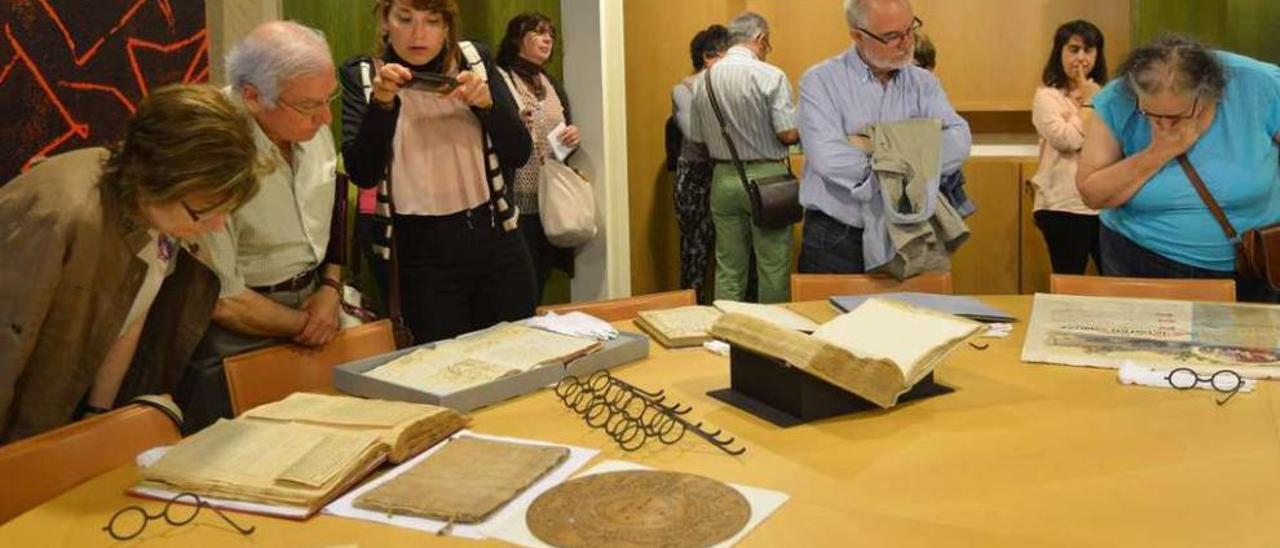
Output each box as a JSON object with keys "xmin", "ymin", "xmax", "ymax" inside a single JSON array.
[
  {"xmin": 703, "ymin": 69, "xmax": 753, "ymax": 192},
  {"xmin": 1177, "ymin": 154, "xmax": 1240, "ymax": 242}
]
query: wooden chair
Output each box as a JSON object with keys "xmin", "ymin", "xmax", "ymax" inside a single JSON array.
[
  {"xmin": 224, "ymin": 320, "xmax": 396, "ymax": 416},
  {"xmin": 0, "ymin": 403, "xmax": 181, "ymax": 524},
  {"xmin": 1049, "ymin": 274, "xmax": 1236, "ymax": 302},
  {"xmin": 535, "ymin": 289, "xmax": 697, "ymax": 322},
  {"xmin": 789, "ymin": 272, "xmax": 954, "ymax": 302}
]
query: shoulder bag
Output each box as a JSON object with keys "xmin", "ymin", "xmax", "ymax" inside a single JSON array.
[
  {"xmin": 703, "ymin": 68, "xmax": 802, "ymax": 229},
  {"xmin": 497, "ymin": 66, "xmax": 597, "ymax": 247},
  {"xmin": 1178, "ymin": 154, "xmax": 1280, "ymax": 290}
]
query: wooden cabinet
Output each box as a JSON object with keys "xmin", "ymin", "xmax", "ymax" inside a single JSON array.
[
  {"xmin": 950, "ymin": 159, "xmax": 1022, "ymax": 295},
  {"xmin": 950, "ymin": 157, "xmax": 1057, "ymax": 295},
  {"xmin": 1019, "ymin": 160, "xmax": 1054, "ymax": 294}
]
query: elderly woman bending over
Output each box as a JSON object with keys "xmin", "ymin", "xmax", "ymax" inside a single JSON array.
[{"xmin": 1076, "ymin": 34, "xmax": 1280, "ymax": 303}]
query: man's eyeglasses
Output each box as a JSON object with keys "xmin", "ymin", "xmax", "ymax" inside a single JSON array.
[
  {"xmin": 102, "ymin": 492, "xmax": 255, "ymax": 541},
  {"xmin": 279, "ymin": 89, "xmax": 341, "ymax": 118},
  {"xmin": 1165, "ymin": 367, "xmax": 1243, "ymax": 405},
  {"xmin": 1138, "ymin": 95, "xmax": 1200, "ymax": 122},
  {"xmin": 856, "ymin": 16, "xmax": 923, "ymax": 47}
]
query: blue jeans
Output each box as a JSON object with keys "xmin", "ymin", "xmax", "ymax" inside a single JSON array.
[
  {"xmin": 798, "ymin": 208, "xmax": 865, "ymax": 274},
  {"xmin": 1100, "ymin": 224, "xmax": 1278, "ymax": 303}
]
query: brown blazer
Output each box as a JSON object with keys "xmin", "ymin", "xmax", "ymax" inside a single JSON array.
[{"xmin": 0, "ymin": 148, "xmax": 220, "ymax": 442}]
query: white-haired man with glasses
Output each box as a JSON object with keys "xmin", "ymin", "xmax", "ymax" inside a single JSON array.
[
  {"xmin": 184, "ymin": 21, "xmax": 345, "ymax": 433},
  {"xmin": 796, "ymin": 0, "xmax": 971, "ymax": 274}
]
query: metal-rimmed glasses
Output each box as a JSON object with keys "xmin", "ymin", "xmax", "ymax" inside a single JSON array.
[
  {"xmin": 856, "ymin": 16, "xmax": 923, "ymax": 47},
  {"xmin": 1164, "ymin": 367, "xmax": 1243, "ymax": 405},
  {"xmin": 279, "ymin": 89, "xmax": 341, "ymax": 118},
  {"xmin": 1137, "ymin": 95, "xmax": 1201, "ymax": 122},
  {"xmin": 102, "ymin": 492, "xmax": 255, "ymax": 541}
]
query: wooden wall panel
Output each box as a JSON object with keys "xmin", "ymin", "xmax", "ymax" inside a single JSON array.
[
  {"xmin": 949, "ymin": 160, "xmax": 1021, "ymax": 295},
  {"xmin": 623, "ymin": 1, "xmax": 741, "ymax": 296},
  {"xmin": 1018, "ymin": 160, "xmax": 1053, "ymax": 294},
  {"xmin": 747, "ymin": 0, "xmax": 1129, "ymax": 110}
]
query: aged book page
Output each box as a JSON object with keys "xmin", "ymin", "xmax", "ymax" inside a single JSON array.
[
  {"xmin": 368, "ymin": 324, "xmax": 601, "ymax": 393},
  {"xmin": 1023, "ymin": 293, "xmax": 1280, "ymax": 377},
  {"xmin": 241, "ymin": 393, "xmax": 469, "ymax": 464},
  {"xmin": 355, "ymin": 437, "xmax": 570, "ymax": 523},
  {"xmin": 713, "ymin": 300, "xmax": 821, "ymax": 332},
  {"xmin": 142, "ymin": 419, "xmax": 384, "ymax": 508},
  {"xmin": 243, "ymin": 391, "xmax": 435, "ymax": 428},
  {"xmin": 710, "ymin": 298, "xmax": 981, "ymax": 407},
  {"xmin": 812, "ymin": 298, "xmax": 981, "ymax": 384},
  {"xmin": 634, "ymin": 306, "xmax": 723, "ymax": 347}
]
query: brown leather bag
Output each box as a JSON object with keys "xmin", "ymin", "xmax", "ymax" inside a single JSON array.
[
  {"xmin": 703, "ymin": 69, "xmax": 803, "ymax": 229},
  {"xmin": 1177, "ymin": 155, "xmax": 1280, "ymax": 290}
]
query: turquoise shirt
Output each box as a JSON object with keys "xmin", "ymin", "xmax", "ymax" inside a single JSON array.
[{"xmin": 1094, "ymin": 51, "xmax": 1280, "ymax": 271}]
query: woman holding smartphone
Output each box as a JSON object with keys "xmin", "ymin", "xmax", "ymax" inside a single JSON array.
[{"xmin": 340, "ymin": 0, "xmax": 534, "ymax": 344}]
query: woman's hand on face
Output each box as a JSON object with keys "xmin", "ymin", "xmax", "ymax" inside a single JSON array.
[
  {"xmin": 560, "ymin": 125, "xmax": 581, "ymax": 148},
  {"xmin": 450, "ymin": 71, "xmax": 493, "ymax": 109},
  {"xmin": 1147, "ymin": 117, "xmax": 1203, "ymax": 161},
  {"xmin": 372, "ymin": 62, "xmax": 412, "ymax": 105}
]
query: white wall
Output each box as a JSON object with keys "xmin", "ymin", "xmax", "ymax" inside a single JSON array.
[
  {"xmin": 561, "ymin": 0, "xmax": 632, "ymax": 300},
  {"xmin": 206, "ymin": 0, "xmax": 281, "ymax": 85}
]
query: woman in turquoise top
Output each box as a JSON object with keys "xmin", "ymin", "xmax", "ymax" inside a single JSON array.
[{"xmin": 1077, "ymin": 34, "xmax": 1280, "ymax": 302}]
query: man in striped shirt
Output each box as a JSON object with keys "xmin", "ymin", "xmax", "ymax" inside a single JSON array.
[{"xmin": 689, "ymin": 12, "xmax": 800, "ymax": 304}]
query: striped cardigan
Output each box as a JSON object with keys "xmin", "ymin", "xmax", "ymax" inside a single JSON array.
[{"xmin": 339, "ymin": 42, "xmax": 532, "ymax": 259}]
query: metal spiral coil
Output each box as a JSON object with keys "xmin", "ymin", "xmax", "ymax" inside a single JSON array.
[{"xmin": 553, "ymin": 370, "xmax": 746, "ymax": 455}]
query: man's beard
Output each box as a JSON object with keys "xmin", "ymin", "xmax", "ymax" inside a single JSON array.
[{"xmin": 863, "ymin": 48, "xmax": 912, "ymax": 71}]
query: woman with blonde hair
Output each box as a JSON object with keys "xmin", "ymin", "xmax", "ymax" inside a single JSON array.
[{"xmin": 0, "ymin": 84, "xmax": 263, "ymax": 441}]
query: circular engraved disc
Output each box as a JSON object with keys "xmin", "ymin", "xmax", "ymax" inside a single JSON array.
[{"xmin": 527, "ymin": 470, "xmax": 751, "ymax": 548}]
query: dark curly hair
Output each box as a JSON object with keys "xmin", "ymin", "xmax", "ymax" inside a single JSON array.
[
  {"xmin": 1041, "ymin": 20, "xmax": 1108, "ymax": 89},
  {"xmin": 690, "ymin": 24, "xmax": 730, "ymax": 72},
  {"xmin": 1117, "ymin": 33, "xmax": 1226, "ymax": 100},
  {"xmin": 496, "ymin": 11, "xmax": 556, "ymax": 70}
]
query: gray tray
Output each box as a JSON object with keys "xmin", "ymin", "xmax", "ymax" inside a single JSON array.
[{"xmin": 332, "ymin": 330, "xmax": 649, "ymax": 413}]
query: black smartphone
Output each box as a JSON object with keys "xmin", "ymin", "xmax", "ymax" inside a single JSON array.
[{"xmin": 406, "ymin": 71, "xmax": 460, "ymax": 94}]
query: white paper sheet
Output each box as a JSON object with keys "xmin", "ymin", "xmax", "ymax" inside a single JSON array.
[
  {"xmin": 322, "ymin": 430, "xmax": 597, "ymax": 539},
  {"xmin": 547, "ymin": 122, "xmax": 575, "ymax": 162},
  {"xmin": 480, "ymin": 460, "xmax": 789, "ymax": 548}
]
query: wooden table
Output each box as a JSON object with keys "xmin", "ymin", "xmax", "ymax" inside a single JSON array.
[{"xmin": 5, "ymin": 296, "xmax": 1280, "ymax": 547}]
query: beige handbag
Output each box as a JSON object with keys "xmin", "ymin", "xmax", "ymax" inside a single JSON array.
[
  {"xmin": 538, "ymin": 158, "xmax": 597, "ymax": 247},
  {"xmin": 498, "ymin": 67, "xmax": 598, "ymax": 247}
]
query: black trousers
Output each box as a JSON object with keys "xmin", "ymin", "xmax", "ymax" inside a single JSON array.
[
  {"xmin": 395, "ymin": 206, "xmax": 537, "ymax": 344},
  {"xmin": 518, "ymin": 213, "xmax": 556, "ymax": 303},
  {"xmin": 1034, "ymin": 210, "xmax": 1102, "ymax": 275}
]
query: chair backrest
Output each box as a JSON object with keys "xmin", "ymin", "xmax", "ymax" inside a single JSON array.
[
  {"xmin": 535, "ymin": 289, "xmax": 697, "ymax": 322},
  {"xmin": 0, "ymin": 404, "xmax": 180, "ymax": 524},
  {"xmin": 1049, "ymin": 274, "xmax": 1236, "ymax": 302},
  {"xmin": 789, "ymin": 272, "xmax": 954, "ymax": 302},
  {"xmin": 224, "ymin": 320, "xmax": 396, "ymax": 416}
]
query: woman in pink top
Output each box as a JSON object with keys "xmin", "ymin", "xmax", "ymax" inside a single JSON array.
[{"xmin": 1029, "ymin": 20, "xmax": 1109, "ymax": 274}]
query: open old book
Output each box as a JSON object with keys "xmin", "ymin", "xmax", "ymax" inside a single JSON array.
[
  {"xmin": 367, "ymin": 323, "xmax": 602, "ymax": 394},
  {"xmin": 635, "ymin": 301, "xmax": 820, "ymax": 348},
  {"xmin": 634, "ymin": 306, "xmax": 723, "ymax": 348},
  {"xmin": 710, "ymin": 298, "xmax": 983, "ymax": 407},
  {"xmin": 135, "ymin": 393, "xmax": 469, "ymax": 515}
]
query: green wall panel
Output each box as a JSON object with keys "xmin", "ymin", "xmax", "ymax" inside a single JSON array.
[{"xmin": 1131, "ymin": 0, "xmax": 1278, "ymax": 63}]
